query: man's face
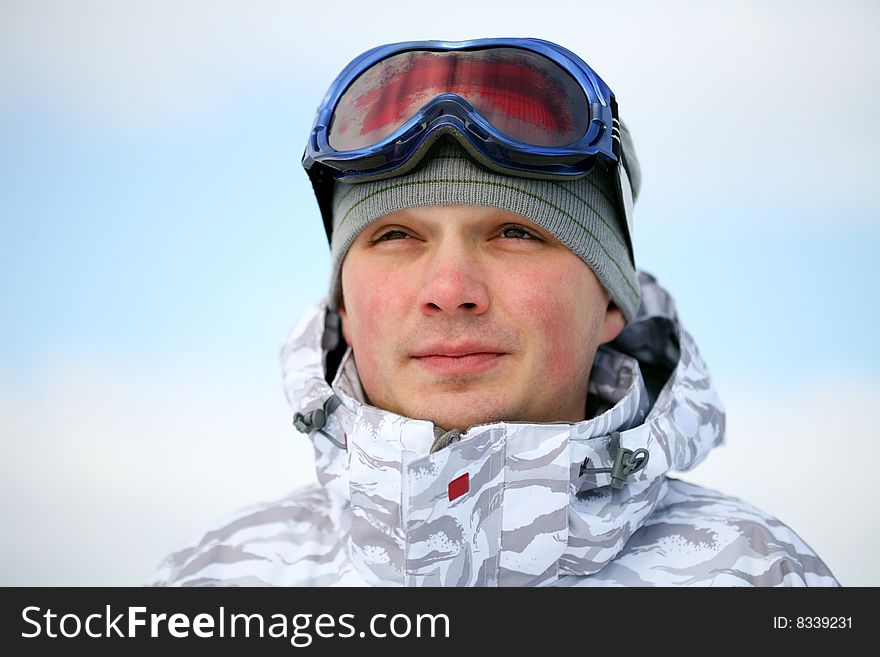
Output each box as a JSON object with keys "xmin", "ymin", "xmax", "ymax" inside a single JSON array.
[{"xmin": 337, "ymin": 204, "xmax": 625, "ymax": 431}]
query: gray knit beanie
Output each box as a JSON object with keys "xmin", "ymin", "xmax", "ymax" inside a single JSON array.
[{"xmin": 328, "ymin": 124, "xmax": 642, "ymax": 322}]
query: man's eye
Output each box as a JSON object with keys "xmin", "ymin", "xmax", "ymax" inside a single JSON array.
[
  {"xmin": 373, "ymin": 229, "xmax": 411, "ymax": 242},
  {"xmin": 500, "ymin": 224, "xmax": 538, "ymax": 239}
]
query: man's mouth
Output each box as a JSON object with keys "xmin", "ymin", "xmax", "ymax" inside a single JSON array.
[{"xmin": 410, "ymin": 343, "xmax": 509, "ymax": 376}]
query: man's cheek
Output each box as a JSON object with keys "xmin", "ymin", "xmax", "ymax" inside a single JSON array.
[
  {"xmin": 359, "ymin": 295, "xmax": 399, "ymax": 340},
  {"xmin": 348, "ymin": 267, "xmax": 401, "ymax": 323},
  {"xmin": 522, "ymin": 284, "xmax": 590, "ymax": 381},
  {"xmin": 349, "ymin": 286, "xmax": 404, "ymax": 365},
  {"xmin": 543, "ymin": 317, "xmax": 583, "ymax": 381}
]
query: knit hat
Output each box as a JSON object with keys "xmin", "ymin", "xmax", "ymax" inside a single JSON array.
[{"xmin": 328, "ymin": 125, "xmax": 641, "ymax": 322}]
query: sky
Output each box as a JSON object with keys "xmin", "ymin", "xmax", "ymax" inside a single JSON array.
[{"xmin": 1, "ymin": 0, "xmax": 878, "ymax": 586}]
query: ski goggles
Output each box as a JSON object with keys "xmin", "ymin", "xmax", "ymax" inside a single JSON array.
[{"xmin": 302, "ymin": 38, "xmax": 635, "ymax": 260}]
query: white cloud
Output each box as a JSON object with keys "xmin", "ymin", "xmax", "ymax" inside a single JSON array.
[{"xmin": 1, "ymin": 356, "xmax": 876, "ymax": 585}]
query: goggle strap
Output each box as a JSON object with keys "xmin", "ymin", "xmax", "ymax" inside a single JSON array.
[
  {"xmin": 610, "ymin": 96, "xmax": 622, "ymax": 160},
  {"xmin": 307, "ymin": 160, "xmax": 336, "ymax": 243},
  {"xmin": 609, "ymin": 96, "xmax": 635, "ymax": 264},
  {"xmin": 617, "ymin": 160, "xmax": 636, "ymax": 264}
]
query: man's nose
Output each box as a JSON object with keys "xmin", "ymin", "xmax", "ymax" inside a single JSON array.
[{"xmin": 416, "ymin": 240, "xmax": 490, "ymax": 316}]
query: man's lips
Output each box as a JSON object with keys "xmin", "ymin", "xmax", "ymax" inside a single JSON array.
[{"xmin": 410, "ymin": 344, "xmax": 509, "ymax": 376}]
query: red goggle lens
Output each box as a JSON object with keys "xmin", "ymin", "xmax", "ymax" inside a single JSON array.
[{"xmin": 328, "ymin": 47, "xmax": 589, "ymax": 151}]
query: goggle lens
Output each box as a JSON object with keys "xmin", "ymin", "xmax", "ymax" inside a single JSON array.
[{"xmin": 328, "ymin": 47, "xmax": 589, "ymax": 151}]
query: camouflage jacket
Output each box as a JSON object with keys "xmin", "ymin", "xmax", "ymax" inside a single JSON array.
[{"xmin": 149, "ymin": 272, "xmax": 838, "ymax": 587}]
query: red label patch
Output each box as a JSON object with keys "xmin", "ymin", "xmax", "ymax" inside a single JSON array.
[{"xmin": 447, "ymin": 473, "xmax": 469, "ymax": 502}]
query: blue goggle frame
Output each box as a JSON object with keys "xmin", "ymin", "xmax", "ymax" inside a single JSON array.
[{"xmin": 302, "ymin": 38, "xmax": 635, "ymax": 262}]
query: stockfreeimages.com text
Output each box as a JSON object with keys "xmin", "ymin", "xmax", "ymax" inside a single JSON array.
[{"xmin": 21, "ymin": 606, "xmax": 450, "ymax": 646}]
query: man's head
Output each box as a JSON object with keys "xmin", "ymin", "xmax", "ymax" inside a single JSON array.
[
  {"xmin": 303, "ymin": 38, "xmax": 642, "ymax": 430},
  {"xmin": 337, "ymin": 200, "xmax": 623, "ymax": 431},
  {"xmin": 331, "ymin": 139, "xmax": 640, "ymax": 431}
]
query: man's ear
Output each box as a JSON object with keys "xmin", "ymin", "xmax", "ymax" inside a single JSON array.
[
  {"xmin": 337, "ymin": 298, "xmax": 352, "ymax": 346},
  {"xmin": 599, "ymin": 301, "xmax": 626, "ymax": 345}
]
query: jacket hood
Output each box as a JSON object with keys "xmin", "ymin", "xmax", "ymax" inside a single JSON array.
[{"xmin": 279, "ymin": 271, "xmax": 725, "ymax": 586}]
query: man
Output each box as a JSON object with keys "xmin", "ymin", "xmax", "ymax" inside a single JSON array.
[{"xmin": 150, "ymin": 38, "xmax": 837, "ymax": 586}]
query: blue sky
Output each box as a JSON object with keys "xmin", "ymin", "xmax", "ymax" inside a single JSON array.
[
  {"xmin": 1, "ymin": 0, "xmax": 878, "ymax": 585},
  {"xmin": 2, "ymin": 77, "xmax": 876, "ymax": 393}
]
